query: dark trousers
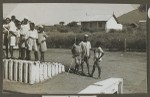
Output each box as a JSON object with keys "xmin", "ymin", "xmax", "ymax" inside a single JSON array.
[
  {"xmin": 21, "ymin": 48, "xmax": 26, "ymax": 60},
  {"xmin": 4, "ymin": 42, "xmax": 9, "ymax": 58}
]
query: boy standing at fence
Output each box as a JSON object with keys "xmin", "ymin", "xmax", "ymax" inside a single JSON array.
[
  {"xmin": 26, "ymin": 22, "xmax": 39, "ymax": 60},
  {"xmin": 3, "ymin": 18, "xmax": 10, "ymax": 58},
  {"xmin": 20, "ymin": 17, "xmax": 30, "ymax": 59},
  {"xmin": 71, "ymin": 38, "xmax": 82, "ymax": 74},
  {"xmin": 90, "ymin": 44, "xmax": 104, "ymax": 79},
  {"xmin": 16, "ymin": 22, "xmax": 21, "ymax": 59},
  {"xmin": 37, "ymin": 25, "xmax": 48, "ymax": 62},
  {"xmin": 8, "ymin": 16, "xmax": 17, "ymax": 59}
]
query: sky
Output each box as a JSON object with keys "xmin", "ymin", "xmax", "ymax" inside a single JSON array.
[{"xmin": 3, "ymin": 3, "xmax": 139, "ymax": 25}]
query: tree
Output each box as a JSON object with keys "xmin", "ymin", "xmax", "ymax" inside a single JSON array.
[
  {"xmin": 67, "ymin": 21, "xmax": 78, "ymax": 27},
  {"xmin": 138, "ymin": 4, "xmax": 146, "ymax": 12},
  {"xmin": 59, "ymin": 21, "xmax": 65, "ymax": 26}
]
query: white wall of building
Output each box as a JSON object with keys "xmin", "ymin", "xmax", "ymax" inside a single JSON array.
[{"xmin": 106, "ymin": 16, "xmax": 123, "ymax": 32}]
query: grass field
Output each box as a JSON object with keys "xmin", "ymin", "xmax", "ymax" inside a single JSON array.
[{"xmin": 3, "ymin": 48, "xmax": 147, "ymax": 94}]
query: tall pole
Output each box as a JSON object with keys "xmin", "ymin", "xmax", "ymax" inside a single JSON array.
[{"xmin": 124, "ymin": 38, "xmax": 126, "ymax": 52}]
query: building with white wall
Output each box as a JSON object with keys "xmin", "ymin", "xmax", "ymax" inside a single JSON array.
[{"xmin": 80, "ymin": 14, "xmax": 123, "ymax": 32}]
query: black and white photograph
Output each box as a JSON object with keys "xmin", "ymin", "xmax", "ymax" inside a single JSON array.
[{"xmin": 2, "ymin": 3, "xmax": 147, "ymax": 94}]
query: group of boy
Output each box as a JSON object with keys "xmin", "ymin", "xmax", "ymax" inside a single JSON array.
[
  {"xmin": 71, "ymin": 34, "xmax": 104, "ymax": 79},
  {"xmin": 3, "ymin": 15, "xmax": 48, "ymax": 61},
  {"xmin": 3, "ymin": 15, "xmax": 104, "ymax": 78}
]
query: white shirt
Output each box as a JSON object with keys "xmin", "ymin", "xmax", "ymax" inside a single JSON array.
[
  {"xmin": 80, "ymin": 41, "xmax": 91, "ymax": 57},
  {"xmin": 8, "ymin": 21, "xmax": 17, "ymax": 32},
  {"xmin": 21, "ymin": 23, "xmax": 30, "ymax": 35},
  {"xmin": 28, "ymin": 29, "xmax": 38, "ymax": 39}
]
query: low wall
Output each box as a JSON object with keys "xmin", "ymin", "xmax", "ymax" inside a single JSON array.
[{"xmin": 3, "ymin": 59, "xmax": 65, "ymax": 84}]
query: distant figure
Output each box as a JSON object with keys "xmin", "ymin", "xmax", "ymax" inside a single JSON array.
[
  {"xmin": 90, "ymin": 44, "xmax": 104, "ymax": 79},
  {"xmin": 8, "ymin": 16, "xmax": 17, "ymax": 59},
  {"xmin": 3, "ymin": 18, "xmax": 10, "ymax": 58},
  {"xmin": 26, "ymin": 22, "xmax": 39, "ymax": 61},
  {"xmin": 71, "ymin": 38, "xmax": 82, "ymax": 73},
  {"xmin": 80, "ymin": 34, "xmax": 91, "ymax": 75},
  {"xmin": 37, "ymin": 25, "xmax": 48, "ymax": 62}
]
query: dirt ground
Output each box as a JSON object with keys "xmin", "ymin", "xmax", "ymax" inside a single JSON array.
[{"xmin": 3, "ymin": 49, "xmax": 147, "ymax": 94}]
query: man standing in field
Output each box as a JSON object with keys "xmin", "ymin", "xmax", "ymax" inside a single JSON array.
[{"xmin": 80, "ymin": 34, "xmax": 91, "ymax": 75}]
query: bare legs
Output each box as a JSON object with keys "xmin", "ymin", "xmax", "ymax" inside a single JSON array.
[
  {"xmin": 91, "ymin": 61, "xmax": 101, "ymax": 79},
  {"xmin": 81, "ymin": 57, "xmax": 90, "ymax": 75}
]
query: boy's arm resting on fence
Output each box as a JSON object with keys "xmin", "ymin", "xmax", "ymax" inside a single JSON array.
[
  {"xmin": 9, "ymin": 31, "xmax": 17, "ymax": 36},
  {"xmin": 3, "ymin": 26, "xmax": 9, "ymax": 33}
]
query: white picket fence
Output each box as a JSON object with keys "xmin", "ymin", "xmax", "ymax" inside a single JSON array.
[{"xmin": 3, "ymin": 59, "xmax": 65, "ymax": 84}]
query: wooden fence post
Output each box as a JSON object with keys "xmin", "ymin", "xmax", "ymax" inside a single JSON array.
[{"xmin": 14, "ymin": 60, "xmax": 18, "ymax": 81}]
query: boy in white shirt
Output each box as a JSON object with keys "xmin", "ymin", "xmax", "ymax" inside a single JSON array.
[
  {"xmin": 26, "ymin": 22, "xmax": 38, "ymax": 60},
  {"xmin": 3, "ymin": 18, "xmax": 10, "ymax": 58},
  {"xmin": 90, "ymin": 43, "xmax": 104, "ymax": 79},
  {"xmin": 8, "ymin": 16, "xmax": 17, "ymax": 59}
]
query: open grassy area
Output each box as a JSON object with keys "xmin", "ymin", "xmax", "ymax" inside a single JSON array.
[{"xmin": 3, "ymin": 48, "xmax": 147, "ymax": 94}]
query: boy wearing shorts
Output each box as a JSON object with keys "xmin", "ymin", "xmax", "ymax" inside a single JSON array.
[
  {"xmin": 38, "ymin": 25, "xmax": 48, "ymax": 62},
  {"xmin": 20, "ymin": 17, "xmax": 30, "ymax": 59},
  {"xmin": 3, "ymin": 18, "xmax": 10, "ymax": 58},
  {"xmin": 8, "ymin": 16, "xmax": 17, "ymax": 59},
  {"xmin": 26, "ymin": 23, "xmax": 38, "ymax": 60},
  {"xmin": 16, "ymin": 22, "xmax": 21, "ymax": 59},
  {"xmin": 90, "ymin": 44, "xmax": 104, "ymax": 79},
  {"xmin": 71, "ymin": 38, "xmax": 82, "ymax": 73}
]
